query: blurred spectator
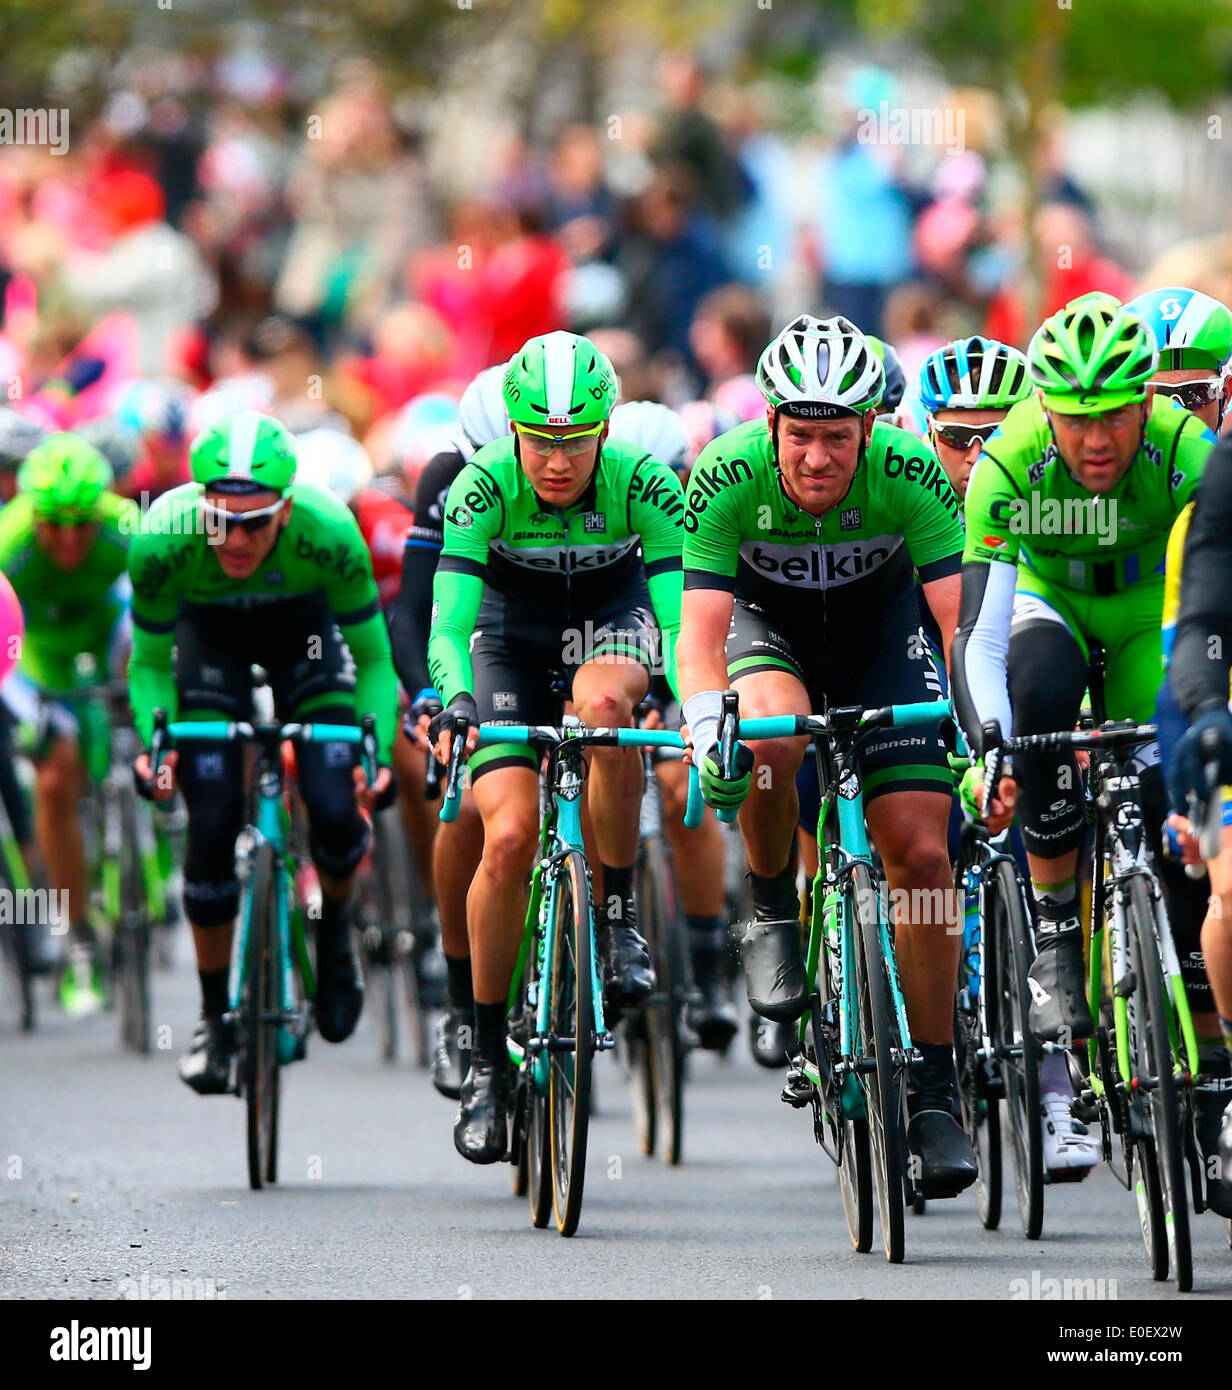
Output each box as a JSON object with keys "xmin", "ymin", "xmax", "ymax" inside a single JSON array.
[
  {"xmin": 652, "ymin": 53, "xmax": 749, "ymax": 223},
  {"xmin": 59, "ymin": 168, "xmax": 215, "ymax": 375},
  {"xmin": 340, "ymin": 302, "xmax": 456, "ymax": 420},
  {"xmin": 589, "ymin": 327, "xmax": 664, "ymax": 405},
  {"xmin": 985, "ymin": 202, "xmax": 1134, "ymax": 348},
  {"xmin": 274, "ymin": 77, "xmax": 433, "ymax": 344},
  {"xmin": 546, "ymin": 125, "xmax": 618, "ymax": 263},
  {"xmin": 618, "ymin": 169, "xmax": 730, "ymax": 371},
  {"xmin": 883, "ymin": 281, "xmax": 949, "ymax": 381},
  {"xmin": 688, "ymin": 283, "xmax": 770, "ymax": 396},
  {"xmin": 815, "ymin": 98, "xmax": 915, "ymax": 339}
]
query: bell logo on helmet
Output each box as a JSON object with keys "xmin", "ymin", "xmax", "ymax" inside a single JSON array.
[{"xmin": 546, "ymin": 415, "xmax": 571, "ymax": 427}]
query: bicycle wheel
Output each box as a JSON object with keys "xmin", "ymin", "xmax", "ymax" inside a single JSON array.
[
  {"xmin": 1133, "ymin": 1134, "xmax": 1169, "ymax": 1281},
  {"xmin": 625, "ymin": 1010, "xmax": 656, "ymax": 1157},
  {"xmin": 850, "ymin": 862, "xmax": 906, "ymax": 1264},
  {"xmin": 0, "ymin": 826, "xmax": 33, "ymax": 1033},
  {"xmin": 639, "ymin": 837, "xmax": 686, "ymax": 1166},
  {"xmin": 992, "ymin": 859, "xmax": 1043, "ymax": 1239},
  {"xmin": 116, "ymin": 787, "xmax": 151, "ymax": 1055},
  {"xmin": 243, "ymin": 844, "xmax": 281, "ymax": 1191},
  {"xmin": 1128, "ymin": 875, "xmax": 1192, "ymax": 1291},
  {"xmin": 547, "ymin": 849, "xmax": 594, "ymax": 1236}
]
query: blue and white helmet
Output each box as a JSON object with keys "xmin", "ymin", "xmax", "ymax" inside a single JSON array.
[
  {"xmin": 1125, "ymin": 287, "xmax": 1232, "ymax": 374},
  {"xmin": 917, "ymin": 335, "xmax": 1032, "ymax": 413}
]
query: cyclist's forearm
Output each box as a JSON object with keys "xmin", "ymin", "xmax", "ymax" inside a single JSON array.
[
  {"xmin": 388, "ymin": 539, "xmax": 440, "ymax": 694},
  {"xmin": 426, "ymin": 566, "xmax": 483, "ymax": 704},
  {"xmin": 951, "ymin": 559, "xmax": 1015, "ymax": 753},
  {"xmin": 128, "ymin": 637, "xmax": 177, "ymax": 748},
  {"xmin": 344, "ymin": 612, "xmax": 399, "ymax": 762}
]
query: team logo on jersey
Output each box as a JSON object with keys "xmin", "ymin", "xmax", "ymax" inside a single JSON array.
[
  {"xmin": 1027, "ymin": 460, "xmax": 1047, "ymax": 484},
  {"xmin": 265, "ymin": 570, "xmax": 285, "ymax": 585},
  {"xmin": 493, "ymin": 691, "xmax": 518, "ymax": 711},
  {"xmin": 981, "ymin": 535, "xmax": 1007, "ymax": 549},
  {"xmin": 448, "ymin": 505, "xmax": 473, "ymax": 528},
  {"xmin": 584, "ymin": 512, "xmax": 607, "ymax": 533},
  {"xmin": 839, "ymin": 508, "xmax": 861, "ymax": 530}
]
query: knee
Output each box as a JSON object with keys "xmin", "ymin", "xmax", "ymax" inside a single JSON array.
[
  {"xmin": 882, "ymin": 834, "xmax": 950, "ymax": 889},
  {"xmin": 573, "ymin": 687, "xmax": 634, "ymax": 730},
  {"xmin": 746, "ymin": 738, "xmax": 800, "ymax": 790},
  {"xmin": 482, "ymin": 814, "xmax": 538, "ymax": 886}
]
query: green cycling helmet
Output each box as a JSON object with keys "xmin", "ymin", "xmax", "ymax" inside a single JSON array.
[
  {"xmin": 18, "ymin": 433, "xmax": 113, "ymax": 522},
  {"xmin": 1027, "ymin": 293, "xmax": 1158, "ymax": 412},
  {"xmin": 502, "ymin": 331, "xmax": 617, "ymax": 429},
  {"xmin": 190, "ymin": 410, "xmax": 297, "ymax": 495}
]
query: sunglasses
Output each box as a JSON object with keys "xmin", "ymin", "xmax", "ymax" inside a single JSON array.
[
  {"xmin": 1049, "ymin": 403, "xmax": 1140, "ymax": 432},
  {"xmin": 200, "ymin": 496, "xmax": 286, "ymax": 534},
  {"xmin": 929, "ymin": 419, "xmax": 1002, "ymax": 451},
  {"xmin": 1151, "ymin": 378, "xmax": 1222, "ymax": 412},
  {"xmin": 516, "ymin": 422, "xmax": 605, "ymax": 458},
  {"xmin": 39, "ymin": 517, "xmax": 97, "ymax": 531}
]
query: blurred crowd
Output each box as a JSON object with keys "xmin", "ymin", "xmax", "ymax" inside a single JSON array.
[{"xmin": 2, "ymin": 45, "xmax": 1226, "ymax": 493}]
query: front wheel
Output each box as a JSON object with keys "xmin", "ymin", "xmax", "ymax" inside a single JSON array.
[
  {"xmin": 1129, "ymin": 876, "xmax": 1192, "ymax": 1292},
  {"xmin": 547, "ymin": 850, "xmax": 595, "ymax": 1236},
  {"xmin": 851, "ymin": 863, "xmax": 906, "ymax": 1264},
  {"xmin": 242, "ymin": 844, "xmax": 281, "ymax": 1190},
  {"xmin": 992, "ymin": 859, "xmax": 1043, "ymax": 1239}
]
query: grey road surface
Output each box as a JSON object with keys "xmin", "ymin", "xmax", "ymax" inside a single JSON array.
[{"xmin": 3, "ymin": 945, "xmax": 1230, "ymax": 1300}]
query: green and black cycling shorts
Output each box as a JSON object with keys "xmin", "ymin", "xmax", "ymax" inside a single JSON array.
[
  {"xmin": 726, "ymin": 588, "xmax": 952, "ymax": 804},
  {"xmin": 468, "ymin": 582, "xmax": 660, "ymax": 781}
]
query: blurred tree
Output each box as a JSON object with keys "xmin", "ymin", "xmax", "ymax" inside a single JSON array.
[{"xmin": 839, "ymin": 0, "xmax": 1232, "ymax": 329}]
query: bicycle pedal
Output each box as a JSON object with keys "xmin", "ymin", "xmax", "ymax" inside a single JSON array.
[
  {"xmin": 781, "ymin": 1066, "xmax": 813, "ymax": 1108},
  {"xmin": 1070, "ymin": 1091, "xmax": 1099, "ymax": 1124}
]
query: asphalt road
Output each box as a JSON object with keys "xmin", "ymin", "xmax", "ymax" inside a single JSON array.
[{"xmin": 3, "ymin": 939, "xmax": 1231, "ymax": 1301}]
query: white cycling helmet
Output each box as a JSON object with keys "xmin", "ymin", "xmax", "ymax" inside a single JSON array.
[
  {"xmin": 293, "ymin": 428, "xmax": 373, "ymax": 505},
  {"xmin": 755, "ymin": 314, "xmax": 884, "ymax": 418},
  {"xmin": 458, "ymin": 363, "xmax": 510, "ymax": 449},
  {"xmin": 608, "ymin": 400, "xmax": 688, "ymax": 470}
]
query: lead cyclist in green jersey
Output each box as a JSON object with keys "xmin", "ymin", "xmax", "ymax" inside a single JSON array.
[
  {"xmin": 128, "ymin": 411, "xmax": 398, "ymax": 1093},
  {"xmin": 427, "ymin": 331, "xmax": 686, "ymax": 1166},
  {"xmin": 677, "ymin": 313, "xmax": 980, "ymax": 1197},
  {"xmin": 952, "ymin": 293, "xmax": 1215, "ymax": 1055}
]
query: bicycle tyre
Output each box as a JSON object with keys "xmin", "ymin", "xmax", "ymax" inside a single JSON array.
[
  {"xmin": 814, "ymin": 952, "xmax": 873, "ymax": 1251},
  {"xmin": 639, "ymin": 836, "xmax": 686, "ymax": 1166},
  {"xmin": 851, "ymin": 861, "xmax": 906, "ymax": 1264},
  {"xmin": 116, "ymin": 786, "xmax": 152, "ymax": 1055},
  {"xmin": 1129, "ymin": 875, "xmax": 1192, "ymax": 1291},
  {"xmin": 243, "ymin": 843, "xmax": 281, "ymax": 1191},
  {"xmin": 991, "ymin": 858, "xmax": 1043, "ymax": 1239},
  {"xmin": 548, "ymin": 849, "xmax": 594, "ymax": 1236},
  {"xmin": 1134, "ymin": 1134, "xmax": 1168, "ymax": 1281},
  {"xmin": 626, "ymin": 1015, "xmax": 656, "ymax": 1157}
]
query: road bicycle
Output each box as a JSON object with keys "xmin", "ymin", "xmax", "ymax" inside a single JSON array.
[
  {"xmin": 152, "ymin": 706, "xmax": 377, "ymax": 1190},
  {"xmin": 440, "ymin": 714, "xmax": 701, "ymax": 1235},
  {"xmin": 736, "ymin": 695, "xmax": 952, "ymax": 1264}
]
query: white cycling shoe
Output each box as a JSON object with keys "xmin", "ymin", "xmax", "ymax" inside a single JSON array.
[{"xmin": 1039, "ymin": 1052, "xmax": 1099, "ymax": 1179}]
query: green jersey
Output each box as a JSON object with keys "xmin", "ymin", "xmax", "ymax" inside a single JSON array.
[
  {"xmin": 963, "ymin": 394, "xmax": 1213, "ymax": 591},
  {"xmin": 682, "ymin": 417, "xmax": 964, "ymax": 634},
  {"xmin": 428, "ymin": 438, "xmax": 685, "ymax": 703},
  {"xmin": 128, "ymin": 482, "xmax": 398, "ymax": 759},
  {"xmin": 0, "ymin": 491, "xmax": 137, "ymax": 690}
]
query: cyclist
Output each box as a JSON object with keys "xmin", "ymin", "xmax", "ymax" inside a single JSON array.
[
  {"xmin": 952, "ymin": 295, "xmax": 1214, "ymax": 1103},
  {"xmin": 0, "ymin": 407, "xmax": 47, "ymax": 505},
  {"xmin": 917, "ymin": 336, "xmax": 1034, "ymax": 501},
  {"xmin": 390, "ymin": 363, "xmax": 505, "ymax": 1100},
  {"xmin": 0, "ymin": 434, "xmax": 137, "ymax": 1014},
  {"xmin": 1168, "ymin": 429, "xmax": 1232, "ymax": 1207},
  {"xmin": 677, "ymin": 313, "xmax": 978, "ymax": 1197},
  {"xmin": 426, "ymin": 331, "xmax": 685, "ymax": 1164},
  {"xmin": 1127, "ymin": 286, "xmax": 1232, "ymax": 433},
  {"xmin": 127, "ymin": 411, "xmax": 398, "ymax": 1093}
]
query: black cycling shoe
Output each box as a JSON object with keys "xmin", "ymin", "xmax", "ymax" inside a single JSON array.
[
  {"xmin": 1196, "ymin": 1048, "xmax": 1232, "ymax": 1217},
  {"xmin": 1027, "ymin": 926, "xmax": 1092, "ymax": 1043},
  {"xmin": 598, "ymin": 905, "xmax": 655, "ymax": 1008},
  {"xmin": 178, "ymin": 1014, "xmax": 236, "ymax": 1095},
  {"xmin": 906, "ymin": 1048, "xmax": 977, "ymax": 1198},
  {"xmin": 739, "ymin": 918, "xmax": 808, "ymax": 1021},
  {"xmin": 453, "ymin": 1058, "xmax": 511, "ymax": 1164},
  {"xmin": 315, "ymin": 924, "xmax": 364, "ymax": 1043},
  {"xmin": 431, "ymin": 1006, "xmax": 472, "ymax": 1101},
  {"xmin": 749, "ymin": 1012, "xmax": 798, "ymax": 1069},
  {"xmin": 687, "ymin": 949, "xmax": 739, "ymax": 1052},
  {"xmin": 907, "ymin": 1108, "xmax": 979, "ymax": 1198}
]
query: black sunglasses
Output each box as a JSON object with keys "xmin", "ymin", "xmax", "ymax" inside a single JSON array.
[{"xmin": 1151, "ymin": 378, "xmax": 1222, "ymax": 413}]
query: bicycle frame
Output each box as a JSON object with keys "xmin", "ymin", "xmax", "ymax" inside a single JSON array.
[
  {"xmin": 158, "ymin": 716, "xmax": 371, "ymax": 1063},
  {"xmin": 441, "ymin": 720, "xmax": 702, "ymax": 1090}
]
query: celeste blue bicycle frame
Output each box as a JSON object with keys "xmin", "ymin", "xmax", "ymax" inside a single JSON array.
[
  {"xmin": 442, "ymin": 718, "xmax": 702, "ymax": 1091},
  {"xmin": 157, "ymin": 716, "xmax": 372, "ymax": 1065},
  {"xmin": 736, "ymin": 700, "xmax": 952, "ymax": 1117}
]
